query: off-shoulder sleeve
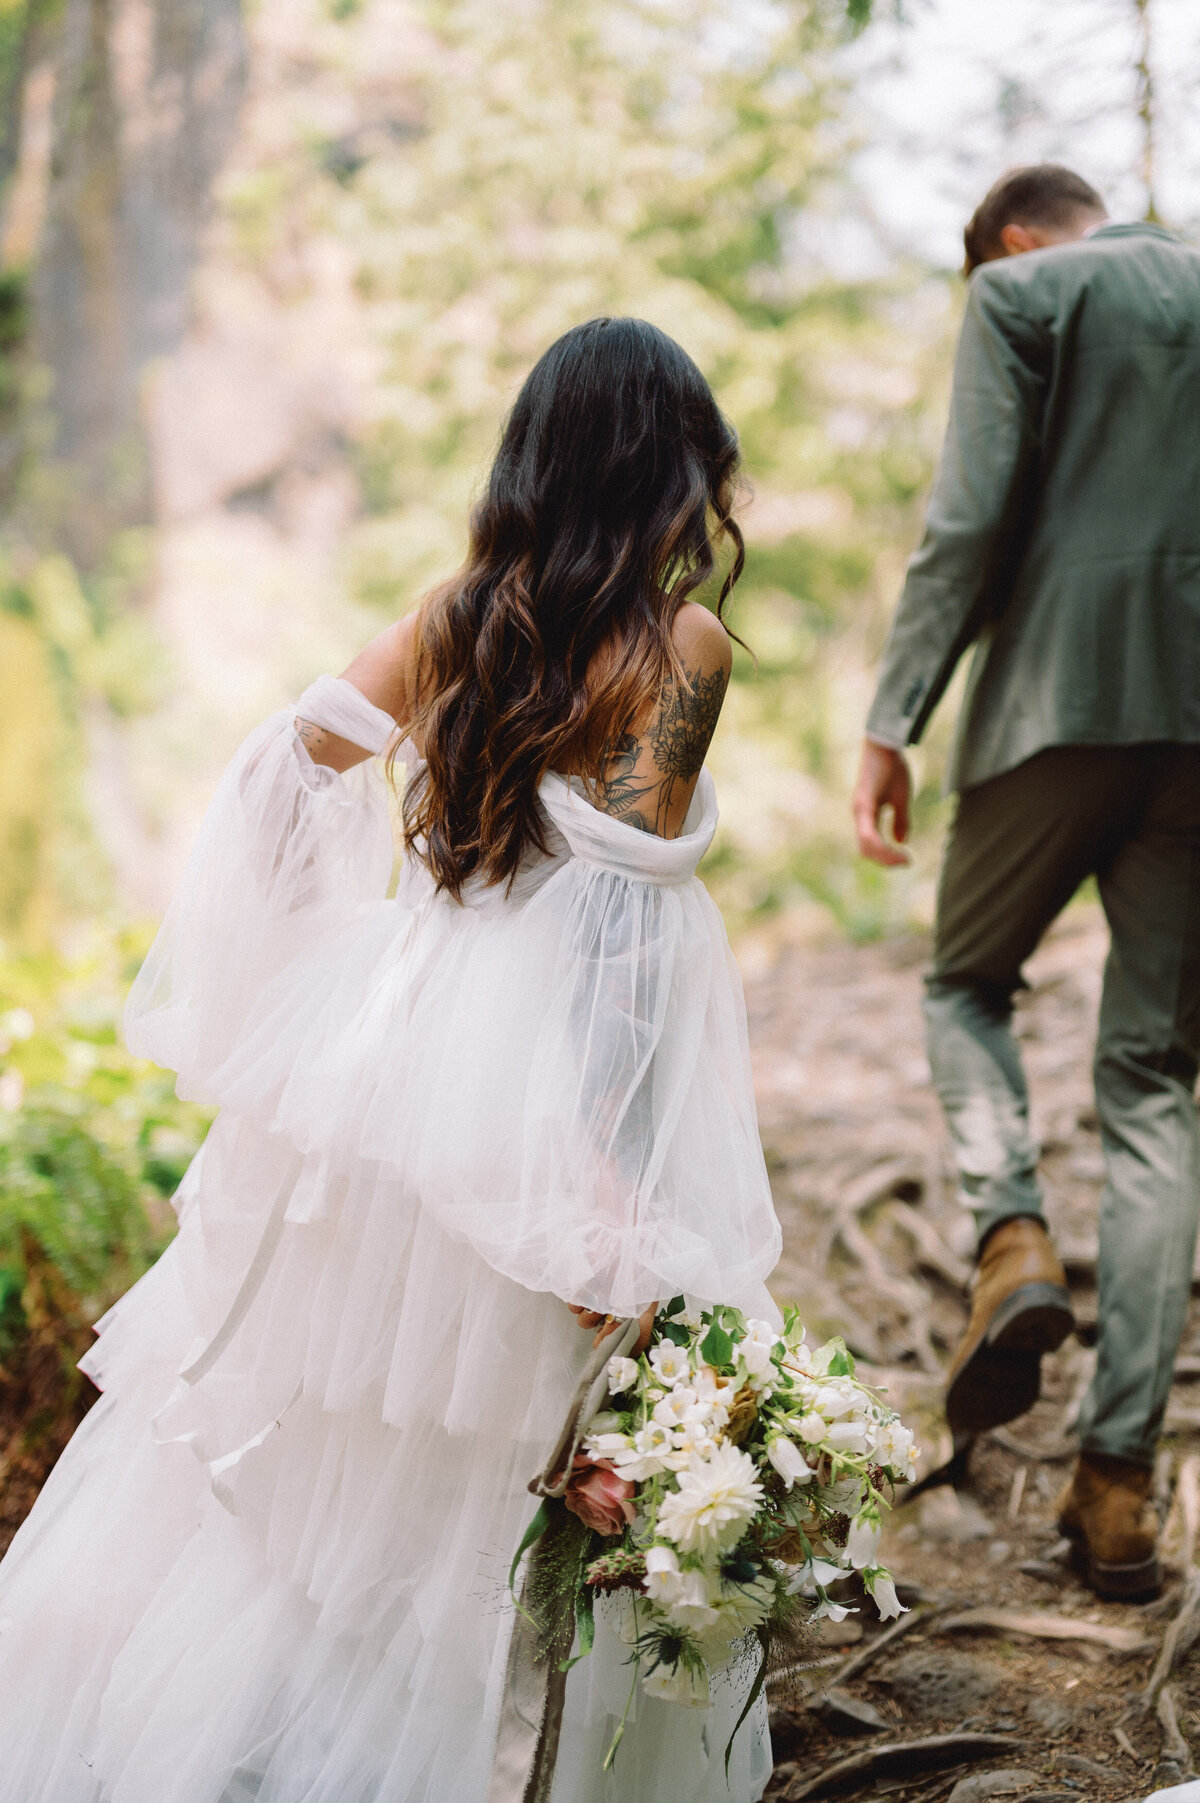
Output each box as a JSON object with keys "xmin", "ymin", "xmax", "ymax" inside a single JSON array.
[
  {"xmin": 195, "ymin": 768, "xmax": 782, "ymax": 1317},
  {"xmin": 124, "ymin": 677, "xmax": 397, "ymax": 1099}
]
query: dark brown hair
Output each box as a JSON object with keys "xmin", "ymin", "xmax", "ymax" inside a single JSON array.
[
  {"xmin": 400, "ymin": 317, "xmax": 744, "ymax": 897},
  {"xmin": 963, "ymin": 164, "xmax": 1106, "ymax": 274}
]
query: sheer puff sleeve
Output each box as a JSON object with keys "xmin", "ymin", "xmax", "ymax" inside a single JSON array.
[
  {"xmin": 194, "ymin": 767, "xmax": 782, "ymax": 1318},
  {"xmin": 124, "ymin": 676, "xmax": 398, "ymax": 1101}
]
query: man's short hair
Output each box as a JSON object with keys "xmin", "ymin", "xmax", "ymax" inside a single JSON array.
[{"xmin": 963, "ymin": 165, "xmax": 1106, "ymax": 274}]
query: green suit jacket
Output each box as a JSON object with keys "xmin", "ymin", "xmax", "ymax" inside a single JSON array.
[{"xmin": 866, "ymin": 222, "xmax": 1200, "ymax": 790}]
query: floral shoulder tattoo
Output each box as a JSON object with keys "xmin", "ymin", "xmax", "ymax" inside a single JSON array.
[{"xmin": 597, "ymin": 663, "xmax": 727, "ymax": 835}]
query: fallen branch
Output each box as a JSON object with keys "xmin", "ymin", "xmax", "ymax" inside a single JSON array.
[
  {"xmin": 780, "ymin": 1732, "xmax": 1027, "ymax": 1800},
  {"xmin": 1141, "ymin": 1570, "xmax": 1200, "ymax": 1712},
  {"xmin": 839, "ymin": 1155, "xmax": 926, "ymax": 1216},
  {"xmin": 1007, "ymin": 1465, "xmax": 1027, "ymax": 1522},
  {"xmin": 1155, "ymin": 1684, "xmax": 1194, "ymax": 1775},
  {"xmin": 833, "ymin": 1210, "xmax": 941, "ymax": 1375},
  {"xmin": 883, "ymin": 1198, "xmax": 972, "ymax": 1290},
  {"xmin": 938, "ymin": 1608, "xmax": 1152, "ymax": 1655},
  {"xmin": 828, "ymin": 1603, "xmax": 937, "ymax": 1688},
  {"xmin": 1112, "ymin": 1726, "xmax": 1140, "ymax": 1763},
  {"xmin": 809, "ymin": 1687, "xmax": 888, "ymax": 1733}
]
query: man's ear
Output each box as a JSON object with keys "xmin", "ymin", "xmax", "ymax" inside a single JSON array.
[{"xmin": 999, "ymin": 221, "xmax": 1040, "ymax": 257}]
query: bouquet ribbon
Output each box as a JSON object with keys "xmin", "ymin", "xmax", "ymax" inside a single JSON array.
[{"xmin": 488, "ymin": 1316, "xmax": 641, "ymax": 1803}]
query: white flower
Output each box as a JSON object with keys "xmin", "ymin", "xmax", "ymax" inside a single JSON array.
[
  {"xmin": 796, "ymin": 1412, "xmax": 827, "ymax": 1445},
  {"xmin": 660, "ymin": 1567, "xmax": 720, "ymax": 1632},
  {"xmin": 692, "ymin": 1364, "xmax": 737, "ymax": 1418},
  {"xmin": 642, "ymin": 1549, "xmax": 721, "ymax": 1634},
  {"xmin": 656, "ymin": 1444, "xmax": 764, "ymax": 1555},
  {"xmin": 649, "ymin": 1342, "xmax": 691, "ymax": 1385},
  {"xmin": 766, "ymin": 1435, "xmax": 813, "ymax": 1489},
  {"xmin": 583, "ymin": 1431, "xmax": 633, "ymax": 1462},
  {"xmin": 663, "ymin": 1421, "xmax": 718, "ymax": 1471},
  {"xmin": 643, "ymin": 1545, "xmax": 682, "ymax": 1603},
  {"xmin": 607, "ymin": 1355, "xmax": 639, "ymax": 1395},
  {"xmin": 785, "ymin": 1556, "xmax": 844, "ymax": 1596},
  {"xmin": 871, "ymin": 1418, "xmax": 917, "ymax": 1481},
  {"xmin": 811, "ymin": 1597, "xmax": 858, "ymax": 1624},
  {"xmin": 845, "ymin": 1517, "xmax": 881, "ymax": 1570},
  {"xmin": 642, "ymin": 1658, "xmax": 710, "ymax": 1707},
  {"xmin": 824, "ymin": 1419, "xmax": 872, "ymax": 1456},
  {"xmin": 808, "ymin": 1383, "xmax": 858, "ymax": 1421},
  {"xmin": 610, "ymin": 1424, "xmax": 673, "ymax": 1481},
  {"xmin": 743, "ymin": 1318, "xmax": 781, "ymax": 1346},
  {"xmin": 2, "ymin": 1008, "xmax": 34, "ymax": 1042},
  {"xmin": 737, "ymin": 1338, "xmax": 774, "ymax": 1377},
  {"xmin": 652, "ymin": 1386, "xmax": 704, "ymax": 1430},
  {"xmin": 864, "ymin": 1567, "xmax": 907, "ymax": 1622}
]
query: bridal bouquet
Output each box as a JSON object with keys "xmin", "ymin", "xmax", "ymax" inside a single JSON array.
[{"xmin": 513, "ymin": 1299, "xmax": 916, "ymax": 1758}]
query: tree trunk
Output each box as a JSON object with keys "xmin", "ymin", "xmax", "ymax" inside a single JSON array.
[{"xmin": 31, "ymin": 0, "xmax": 245, "ymax": 568}]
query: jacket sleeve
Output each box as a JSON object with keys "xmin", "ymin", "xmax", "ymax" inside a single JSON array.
[{"xmin": 866, "ymin": 268, "xmax": 1049, "ymax": 748}]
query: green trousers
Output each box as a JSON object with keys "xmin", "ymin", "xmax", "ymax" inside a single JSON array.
[{"xmin": 926, "ymin": 745, "xmax": 1200, "ymax": 1466}]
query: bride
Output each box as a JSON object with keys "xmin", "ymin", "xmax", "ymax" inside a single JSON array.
[{"xmin": 0, "ymin": 317, "xmax": 782, "ymax": 1801}]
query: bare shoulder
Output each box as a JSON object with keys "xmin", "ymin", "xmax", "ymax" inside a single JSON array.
[
  {"xmin": 594, "ymin": 606, "xmax": 731, "ymax": 840},
  {"xmin": 339, "ymin": 610, "xmax": 423, "ymax": 728},
  {"xmin": 670, "ymin": 601, "xmax": 733, "ymax": 681},
  {"xmin": 296, "ymin": 612, "xmax": 421, "ymax": 772}
]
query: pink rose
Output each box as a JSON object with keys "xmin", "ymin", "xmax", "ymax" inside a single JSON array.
[{"xmin": 563, "ymin": 1457, "xmax": 636, "ymax": 1537}]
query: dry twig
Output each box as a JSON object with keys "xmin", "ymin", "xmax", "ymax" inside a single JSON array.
[
  {"xmin": 1155, "ymin": 1683, "xmax": 1194, "ymax": 1774},
  {"xmin": 780, "ymin": 1732, "xmax": 1027, "ymax": 1800},
  {"xmin": 1141, "ymin": 1570, "xmax": 1200, "ymax": 1712},
  {"xmin": 938, "ymin": 1608, "xmax": 1152, "ymax": 1655},
  {"xmin": 1007, "ymin": 1466, "xmax": 1027, "ymax": 1522},
  {"xmin": 828, "ymin": 1603, "xmax": 938, "ymax": 1688}
]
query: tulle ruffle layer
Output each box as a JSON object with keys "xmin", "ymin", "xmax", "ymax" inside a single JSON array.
[
  {"xmin": 124, "ymin": 696, "xmax": 780, "ymax": 1319},
  {"xmin": 0, "ymin": 680, "xmax": 777, "ymax": 1798},
  {"xmin": 0, "ymin": 1111, "xmax": 770, "ymax": 1802}
]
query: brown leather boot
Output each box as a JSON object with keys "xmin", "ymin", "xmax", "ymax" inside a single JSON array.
[
  {"xmin": 1058, "ymin": 1451, "xmax": 1162, "ymax": 1599},
  {"xmin": 945, "ymin": 1216, "xmax": 1074, "ymax": 1436}
]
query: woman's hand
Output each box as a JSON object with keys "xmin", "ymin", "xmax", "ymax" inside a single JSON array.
[{"xmin": 568, "ymin": 1302, "xmax": 657, "ymax": 1356}]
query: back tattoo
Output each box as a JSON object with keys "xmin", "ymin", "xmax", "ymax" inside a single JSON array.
[{"xmin": 597, "ymin": 663, "xmax": 728, "ymax": 835}]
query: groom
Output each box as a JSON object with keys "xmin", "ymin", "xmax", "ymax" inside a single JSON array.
[{"xmin": 854, "ymin": 164, "xmax": 1200, "ymax": 1599}]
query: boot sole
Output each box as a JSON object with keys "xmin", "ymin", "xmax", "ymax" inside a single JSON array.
[
  {"xmin": 1062, "ymin": 1531, "xmax": 1162, "ymax": 1601},
  {"xmin": 946, "ymin": 1281, "xmax": 1075, "ymax": 1436}
]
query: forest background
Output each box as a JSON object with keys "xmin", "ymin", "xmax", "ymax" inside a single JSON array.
[{"xmin": 0, "ymin": 0, "xmax": 1193, "ymax": 1538}]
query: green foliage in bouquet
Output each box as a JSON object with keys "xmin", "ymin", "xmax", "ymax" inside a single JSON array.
[
  {"xmin": 511, "ymin": 1298, "xmax": 916, "ymax": 1773},
  {"xmin": 0, "ymin": 927, "xmax": 208, "ymax": 1548}
]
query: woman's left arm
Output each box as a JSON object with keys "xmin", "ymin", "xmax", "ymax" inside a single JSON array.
[{"xmin": 296, "ymin": 614, "xmax": 421, "ymax": 771}]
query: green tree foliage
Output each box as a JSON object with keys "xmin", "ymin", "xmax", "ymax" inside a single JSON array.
[
  {"xmin": 254, "ymin": 0, "xmax": 954, "ymax": 933},
  {"xmin": 0, "ymin": 932, "xmax": 207, "ymax": 1544}
]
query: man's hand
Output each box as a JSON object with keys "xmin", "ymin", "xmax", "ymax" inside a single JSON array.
[
  {"xmin": 853, "ymin": 739, "xmax": 913, "ymax": 867},
  {"xmin": 569, "ymin": 1302, "xmax": 658, "ymax": 1357}
]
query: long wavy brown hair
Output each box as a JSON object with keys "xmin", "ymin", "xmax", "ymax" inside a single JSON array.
[{"xmin": 400, "ymin": 317, "xmax": 745, "ymax": 897}]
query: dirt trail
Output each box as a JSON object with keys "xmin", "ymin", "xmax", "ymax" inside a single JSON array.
[{"xmin": 747, "ymin": 904, "xmax": 1200, "ymax": 1802}]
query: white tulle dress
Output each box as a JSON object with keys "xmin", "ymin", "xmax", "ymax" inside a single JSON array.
[{"xmin": 0, "ymin": 675, "xmax": 782, "ymax": 1803}]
